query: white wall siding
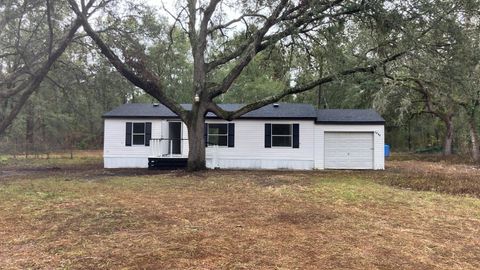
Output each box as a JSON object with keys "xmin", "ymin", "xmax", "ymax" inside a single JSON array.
[
  {"xmin": 206, "ymin": 158, "xmax": 313, "ymax": 170},
  {"xmin": 104, "ymin": 157, "xmax": 149, "ymax": 168},
  {"xmin": 205, "ymin": 119, "xmax": 315, "ymax": 170},
  {"xmin": 314, "ymin": 124, "xmax": 384, "ymax": 170},
  {"xmin": 103, "ymin": 118, "xmax": 163, "ymax": 168},
  {"xmin": 104, "ymin": 118, "xmax": 315, "ymax": 169},
  {"xmin": 103, "ymin": 118, "xmax": 384, "ymax": 170},
  {"xmin": 181, "ymin": 122, "xmax": 189, "ymax": 157}
]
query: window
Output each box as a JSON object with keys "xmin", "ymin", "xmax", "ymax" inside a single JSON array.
[
  {"xmin": 132, "ymin": 122, "xmax": 146, "ymax": 145},
  {"xmin": 208, "ymin": 123, "xmax": 228, "ymax": 146},
  {"xmin": 126, "ymin": 122, "xmax": 151, "ymax": 147},
  {"xmin": 271, "ymin": 124, "xmax": 292, "ymax": 147}
]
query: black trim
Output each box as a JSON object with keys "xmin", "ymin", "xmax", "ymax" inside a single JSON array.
[
  {"xmin": 105, "ymin": 116, "xmax": 384, "ymax": 125},
  {"xmin": 145, "ymin": 122, "xmax": 152, "ymax": 146},
  {"xmin": 103, "ymin": 115, "xmax": 317, "ymax": 120},
  {"xmin": 315, "ymin": 121, "xmax": 385, "ymax": 125},
  {"xmin": 292, "ymin": 124, "xmax": 299, "ymax": 148},
  {"xmin": 103, "ymin": 115, "xmax": 181, "ymax": 119},
  {"xmin": 148, "ymin": 158, "xmax": 187, "ymax": 170},
  {"xmin": 265, "ymin": 124, "xmax": 271, "ymax": 148},
  {"xmin": 228, "ymin": 123, "xmax": 234, "ymax": 148},
  {"xmin": 204, "ymin": 123, "xmax": 208, "ymax": 147},
  {"xmin": 125, "ymin": 122, "xmax": 132, "ymax": 146}
]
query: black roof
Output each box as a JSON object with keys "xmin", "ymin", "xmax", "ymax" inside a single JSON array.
[
  {"xmin": 316, "ymin": 109, "xmax": 385, "ymax": 124},
  {"xmin": 103, "ymin": 103, "xmax": 385, "ymax": 124},
  {"xmin": 103, "ymin": 103, "xmax": 317, "ymax": 120}
]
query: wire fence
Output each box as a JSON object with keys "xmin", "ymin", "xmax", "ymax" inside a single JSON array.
[{"xmin": 0, "ymin": 137, "xmax": 101, "ymax": 160}]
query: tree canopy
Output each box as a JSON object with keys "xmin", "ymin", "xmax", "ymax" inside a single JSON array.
[{"xmin": 1, "ymin": 0, "xmax": 480, "ymax": 167}]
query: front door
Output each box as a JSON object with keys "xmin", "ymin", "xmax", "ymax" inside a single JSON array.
[{"xmin": 168, "ymin": 122, "xmax": 182, "ymax": 155}]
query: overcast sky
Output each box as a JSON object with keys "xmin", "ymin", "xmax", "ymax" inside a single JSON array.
[
  {"xmin": 146, "ymin": 0, "xmax": 176, "ymax": 12},
  {"xmin": 144, "ymin": 0, "xmax": 238, "ymax": 23}
]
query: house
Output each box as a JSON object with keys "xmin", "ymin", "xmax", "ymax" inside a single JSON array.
[{"xmin": 103, "ymin": 103, "xmax": 385, "ymax": 170}]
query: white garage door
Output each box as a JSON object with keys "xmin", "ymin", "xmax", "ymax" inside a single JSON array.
[{"xmin": 324, "ymin": 132, "xmax": 374, "ymax": 169}]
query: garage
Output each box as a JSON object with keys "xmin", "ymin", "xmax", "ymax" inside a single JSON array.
[{"xmin": 324, "ymin": 132, "xmax": 374, "ymax": 169}]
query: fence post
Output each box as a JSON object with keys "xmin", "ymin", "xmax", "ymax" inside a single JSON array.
[
  {"xmin": 13, "ymin": 138, "xmax": 17, "ymax": 159},
  {"xmin": 70, "ymin": 134, "xmax": 74, "ymax": 159}
]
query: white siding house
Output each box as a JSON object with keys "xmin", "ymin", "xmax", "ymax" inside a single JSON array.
[
  {"xmin": 103, "ymin": 103, "xmax": 385, "ymax": 170},
  {"xmin": 205, "ymin": 119, "xmax": 315, "ymax": 170}
]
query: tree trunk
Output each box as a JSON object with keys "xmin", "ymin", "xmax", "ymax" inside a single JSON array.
[
  {"xmin": 317, "ymin": 84, "xmax": 323, "ymax": 109},
  {"xmin": 13, "ymin": 137, "xmax": 17, "ymax": 159},
  {"xmin": 468, "ymin": 115, "xmax": 479, "ymax": 162},
  {"xmin": 186, "ymin": 104, "xmax": 207, "ymax": 171},
  {"xmin": 443, "ymin": 116, "xmax": 454, "ymax": 156},
  {"xmin": 25, "ymin": 104, "xmax": 35, "ymax": 158},
  {"xmin": 186, "ymin": 117, "xmax": 206, "ymax": 171},
  {"xmin": 408, "ymin": 118, "xmax": 412, "ymax": 151},
  {"xmin": 317, "ymin": 57, "xmax": 324, "ymax": 109}
]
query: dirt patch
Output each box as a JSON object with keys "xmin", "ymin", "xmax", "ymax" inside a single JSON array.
[
  {"xmin": 0, "ymin": 162, "xmax": 178, "ymax": 181},
  {"xmin": 2, "ymin": 154, "xmax": 480, "ymax": 198},
  {"xmin": 0, "ymin": 170, "xmax": 26, "ymax": 178},
  {"xmin": 387, "ymin": 159, "xmax": 480, "ymax": 177},
  {"xmin": 0, "ymin": 158, "xmax": 480, "ymax": 269},
  {"xmin": 377, "ymin": 160, "xmax": 480, "ymax": 197}
]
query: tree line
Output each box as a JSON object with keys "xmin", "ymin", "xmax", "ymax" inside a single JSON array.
[{"xmin": 0, "ymin": 0, "xmax": 479, "ymax": 169}]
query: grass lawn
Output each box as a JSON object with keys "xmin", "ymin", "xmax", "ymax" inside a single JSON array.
[{"xmin": 0, "ymin": 152, "xmax": 479, "ymax": 269}]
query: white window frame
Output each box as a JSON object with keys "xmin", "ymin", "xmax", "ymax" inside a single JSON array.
[
  {"xmin": 207, "ymin": 123, "xmax": 228, "ymax": 147},
  {"xmin": 271, "ymin": 124, "xmax": 293, "ymax": 147},
  {"xmin": 131, "ymin": 122, "xmax": 146, "ymax": 146}
]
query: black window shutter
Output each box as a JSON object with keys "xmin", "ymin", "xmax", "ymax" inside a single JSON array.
[
  {"xmin": 125, "ymin": 122, "xmax": 132, "ymax": 146},
  {"xmin": 228, "ymin": 123, "xmax": 235, "ymax": 147},
  {"xmin": 264, "ymin": 123, "xmax": 271, "ymax": 148},
  {"xmin": 145, "ymin": 122, "xmax": 152, "ymax": 146},
  {"xmin": 204, "ymin": 123, "xmax": 208, "ymax": 147},
  {"xmin": 293, "ymin": 123, "xmax": 299, "ymax": 148}
]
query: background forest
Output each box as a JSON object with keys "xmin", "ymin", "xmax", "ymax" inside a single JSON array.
[{"xmin": 1, "ymin": 0, "xmax": 479, "ymax": 161}]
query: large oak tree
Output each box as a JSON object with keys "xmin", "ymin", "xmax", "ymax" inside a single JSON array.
[
  {"xmin": 0, "ymin": 0, "xmax": 100, "ymax": 136},
  {"xmin": 379, "ymin": 0, "xmax": 480, "ymax": 157},
  {"xmin": 68, "ymin": 0, "xmax": 412, "ymax": 170}
]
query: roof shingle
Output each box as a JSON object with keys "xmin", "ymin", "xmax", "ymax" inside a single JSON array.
[
  {"xmin": 103, "ymin": 103, "xmax": 317, "ymax": 119},
  {"xmin": 103, "ymin": 103, "xmax": 385, "ymax": 124},
  {"xmin": 316, "ymin": 109, "xmax": 385, "ymax": 124}
]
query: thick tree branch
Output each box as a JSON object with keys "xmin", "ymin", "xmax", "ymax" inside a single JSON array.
[
  {"xmin": 207, "ymin": 0, "xmax": 290, "ymax": 98},
  {"xmin": 207, "ymin": 13, "xmax": 268, "ymax": 34},
  {"xmin": 68, "ymin": 0, "xmax": 187, "ymax": 120},
  {"xmin": 199, "ymin": 0, "xmax": 222, "ymax": 43},
  {"xmin": 387, "ymin": 76, "xmax": 453, "ymax": 121},
  {"xmin": 205, "ymin": 0, "xmax": 352, "ymax": 73},
  {"xmin": 187, "ymin": 0, "xmax": 197, "ymax": 53},
  {"xmin": 207, "ymin": 1, "xmax": 364, "ymax": 99},
  {"xmin": 208, "ymin": 51, "xmax": 406, "ymax": 120},
  {"xmin": 46, "ymin": 0, "xmax": 54, "ymax": 56},
  {"xmin": 0, "ymin": 17, "xmax": 83, "ymax": 135},
  {"xmin": 191, "ymin": 0, "xmax": 222, "ymax": 103}
]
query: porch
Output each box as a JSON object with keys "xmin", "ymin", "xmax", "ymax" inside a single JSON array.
[
  {"xmin": 148, "ymin": 138, "xmax": 188, "ymax": 169},
  {"xmin": 148, "ymin": 138, "xmax": 221, "ymax": 170}
]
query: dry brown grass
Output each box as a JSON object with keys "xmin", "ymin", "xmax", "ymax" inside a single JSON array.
[
  {"xmin": 0, "ymin": 155, "xmax": 479, "ymax": 269},
  {"xmin": 378, "ymin": 159, "xmax": 480, "ymax": 197}
]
